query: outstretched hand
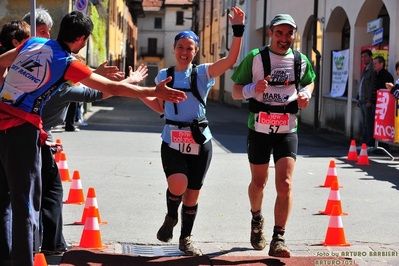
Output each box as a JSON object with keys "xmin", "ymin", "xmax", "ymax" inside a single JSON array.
[
  {"xmin": 155, "ymin": 76, "xmax": 187, "ymax": 103},
  {"xmin": 93, "ymin": 61, "xmax": 124, "ymax": 81},
  {"xmin": 126, "ymin": 64, "xmax": 148, "ymax": 84},
  {"xmin": 229, "ymin": 6, "xmax": 245, "ymax": 25}
]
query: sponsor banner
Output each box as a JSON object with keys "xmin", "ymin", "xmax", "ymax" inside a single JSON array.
[{"xmin": 374, "ymin": 89, "xmax": 395, "ymax": 142}]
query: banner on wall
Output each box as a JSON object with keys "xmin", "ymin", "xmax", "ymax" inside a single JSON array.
[
  {"xmin": 330, "ymin": 49, "xmax": 350, "ymax": 97},
  {"xmin": 374, "ymin": 89, "xmax": 395, "ymax": 142}
]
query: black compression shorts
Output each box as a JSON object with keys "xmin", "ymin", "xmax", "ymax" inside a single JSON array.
[
  {"xmin": 247, "ymin": 129, "xmax": 298, "ymax": 164},
  {"xmin": 161, "ymin": 140, "xmax": 212, "ymax": 190}
]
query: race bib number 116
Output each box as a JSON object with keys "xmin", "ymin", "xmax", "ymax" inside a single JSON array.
[{"xmin": 169, "ymin": 130, "xmax": 200, "ymax": 155}]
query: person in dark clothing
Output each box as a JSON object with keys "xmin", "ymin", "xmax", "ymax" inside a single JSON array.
[
  {"xmin": 370, "ymin": 56, "xmax": 394, "ymax": 148},
  {"xmin": 356, "ymin": 49, "xmax": 375, "ymax": 148},
  {"xmin": 64, "ymin": 101, "xmax": 79, "ymax": 131},
  {"xmin": 40, "ymin": 64, "xmax": 148, "ymax": 255},
  {"xmin": 0, "ymin": 10, "xmax": 184, "ymax": 266},
  {"xmin": 372, "ymin": 56, "xmax": 394, "ymax": 104}
]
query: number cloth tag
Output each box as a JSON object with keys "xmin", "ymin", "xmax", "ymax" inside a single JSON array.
[
  {"xmin": 254, "ymin": 112, "xmax": 290, "ymax": 134},
  {"xmin": 169, "ymin": 129, "xmax": 200, "ymax": 155}
]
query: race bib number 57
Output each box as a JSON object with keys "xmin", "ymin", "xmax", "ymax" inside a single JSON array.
[
  {"xmin": 169, "ymin": 129, "xmax": 200, "ymax": 155},
  {"xmin": 254, "ymin": 112, "xmax": 290, "ymax": 134}
]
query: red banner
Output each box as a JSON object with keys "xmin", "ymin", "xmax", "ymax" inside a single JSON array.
[{"xmin": 374, "ymin": 90, "xmax": 395, "ymax": 141}]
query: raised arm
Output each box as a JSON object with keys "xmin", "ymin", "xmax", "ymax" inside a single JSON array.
[
  {"xmin": 80, "ymin": 73, "xmax": 186, "ymax": 103},
  {"xmin": 208, "ymin": 6, "xmax": 245, "ymax": 78}
]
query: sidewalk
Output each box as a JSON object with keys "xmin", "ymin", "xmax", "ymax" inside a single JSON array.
[{"xmin": 44, "ymin": 241, "xmax": 399, "ymax": 266}]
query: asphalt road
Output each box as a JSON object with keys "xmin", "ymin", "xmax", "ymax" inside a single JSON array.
[{"xmin": 46, "ymin": 97, "xmax": 399, "ymax": 265}]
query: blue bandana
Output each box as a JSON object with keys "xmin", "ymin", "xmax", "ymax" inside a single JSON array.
[{"xmin": 174, "ymin": 31, "xmax": 200, "ymax": 47}]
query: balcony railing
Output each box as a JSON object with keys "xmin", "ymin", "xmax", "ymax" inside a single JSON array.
[{"xmin": 140, "ymin": 47, "xmax": 164, "ymax": 58}]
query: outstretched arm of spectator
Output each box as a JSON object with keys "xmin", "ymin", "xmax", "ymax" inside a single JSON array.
[
  {"xmin": 93, "ymin": 61, "xmax": 125, "ymax": 81},
  {"xmin": 123, "ymin": 64, "xmax": 148, "ymax": 84},
  {"xmin": 80, "ymin": 73, "xmax": 186, "ymax": 103}
]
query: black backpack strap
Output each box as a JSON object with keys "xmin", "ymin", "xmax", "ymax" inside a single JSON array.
[
  {"xmin": 259, "ymin": 46, "xmax": 271, "ymax": 78},
  {"xmin": 190, "ymin": 64, "xmax": 206, "ymax": 107},
  {"xmin": 293, "ymin": 50, "xmax": 301, "ymax": 91},
  {"xmin": 260, "ymin": 46, "xmax": 301, "ymax": 90},
  {"xmin": 166, "ymin": 66, "xmax": 174, "ymax": 87},
  {"xmin": 165, "ymin": 66, "xmax": 178, "ymax": 115},
  {"xmin": 161, "ymin": 65, "xmax": 205, "ymax": 117}
]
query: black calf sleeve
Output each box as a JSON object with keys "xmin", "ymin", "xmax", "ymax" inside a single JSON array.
[
  {"xmin": 180, "ymin": 204, "xmax": 198, "ymax": 239},
  {"xmin": 166, "ymin": 189, "xmax": 182, "ymax": 219}
]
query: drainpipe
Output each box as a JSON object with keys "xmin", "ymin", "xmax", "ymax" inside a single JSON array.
[
  {"xmin": 202, "ymin": 0, "xmax": 206, "ymax": 57},
  {"xmin": 209, "ymin": 0, "xmax": 214, "ymax": 55},
  {"xmin": 262, "ymin": 0, "xmax": 267, "ymax": 46},
  {"xmin": 225, "ymin": 8, "xmax": 230, "ymax": 51},
  {"xmin": 312, "ymin": 0, "xmax": 321, "ymax": 129}
]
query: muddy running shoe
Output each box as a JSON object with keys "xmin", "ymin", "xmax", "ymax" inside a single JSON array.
[
  {"xmin": 268, "ymin": 234, "xmax": 291, "ymax": 258},
  {"xmin": 179, "ymin": 236, "xmax": 203, "ymax": 256},
  {"xmin": 156, "ymin": 215, "xmax": 178, "ymax": 242},
  {"xmin": 250, "ymin": 217, "xmax": 266, "ymax": 250}
]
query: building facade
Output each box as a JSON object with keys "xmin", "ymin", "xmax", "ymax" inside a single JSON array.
[
  {"xmin": 194, "ymin": 0, "xmax": 399, "ymax": 143},
  {"xmin": 137, "ymin": 0, "xmax": 194, "ymax": 86},
  {"xmin": 0, "ymin": 0, "xmax": 141, "ymax": 77}
]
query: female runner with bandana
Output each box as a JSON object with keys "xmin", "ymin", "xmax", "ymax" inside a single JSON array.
[{"xmin": 140, "ymin": 6, "xmax": 245, "ymax": 256}]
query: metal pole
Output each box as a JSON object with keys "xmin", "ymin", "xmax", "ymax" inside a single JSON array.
[
  {"xmin": 30, "ymin": 0, "xmax": 36, "ymax": 37},
  {"xmin": 312, "ymin": 0, "xmax": 321, "ymax": 129}
]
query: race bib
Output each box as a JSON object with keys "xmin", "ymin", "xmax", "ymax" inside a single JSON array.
[
  {"xmin": 169, "ymin": 128, "xmax": 200, "ymax": 155},
  {"xmin": 254, "ymin": 112, "xmax": 290, "ymax": 134}
]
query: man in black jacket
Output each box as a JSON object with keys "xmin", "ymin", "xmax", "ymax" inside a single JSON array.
[{"xmin": 370, "ymin": 56, "xmax": 393, "ymax": 148}]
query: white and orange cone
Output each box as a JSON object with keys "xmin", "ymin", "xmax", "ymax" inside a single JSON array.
[
  {"xmin": 78, "ymin": 206, "xmax": 107, "ymax": 249},
  {"xmin": 319, "ymin": 181, "xmax": 348, "ymax": 216},
  {"xmin": 346, "ymin": 140, "xmax": 358, "ymax": 161},
  {"xmin": 74, "ymin": 187, "xmax": 107, "ymax": 225},
  {"xmin": 58, "ymin": 152, "xmax": 71, "ymax": 182},
  {"xmin": 357, "ymin": 143, "xmax": 371, "ymax": 165},
  {"xmin": 54, "ymin": 138, "xmax": 63, "ymax": 164},
  {"xmin": 322, "ymin": 205, "xmax": 350, "ymax": 246},
  {"xmin": 64, "ymin": 170, "xmax": 85, "ymax": 204},
  {"xmin": 319, "ymin": 160, "xmax": 342, "ymax": 188},
  {"xmin": 33, "ymin": 253, "xmax": 48, "ymax": 266}
]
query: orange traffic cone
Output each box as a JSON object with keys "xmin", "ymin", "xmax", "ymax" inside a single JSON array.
[
  {"xmin": 346, "ymin": 140, "xmax": 358, "ymax": 161},
  {"xmin": 64, "ymin": 170, "xmax": 85, "ymax": 204},
  {"xmin": 78, "ymin": 206, "xmax": 107, "ymax": 249},
  {"xmin": 357, "ymin": 143, "xmax": 371, "ymax": 165},
  {"xmin": 58, "ymin": 152, "xmax": 71, "ymax": 182},
  {"xmin": 319, "ymin": 160, "xmax": 342, "ymax": 188},
  {"xmin": 322, "ymin": 205, "xmax": 350, "ymax": 246},
  {"xmin": 75, "ymin": 187, "xmax": 107, "ymax": 225},
  {"xmin": 54, "ymin": 138, "xmax": 63, "ymax": 163},
  {"xmin": 34, "ymin": 253, "xmax": 47, "ymax": 266},
  {"xmin": 319, "ymin": 181, "xmax": 347, "ymax": 216}
]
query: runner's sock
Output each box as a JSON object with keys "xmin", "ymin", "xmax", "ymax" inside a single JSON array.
[
  {"xmin": 251, "ymin": 209, "xmax": 263, "ymax": 221},
  {"xmin": 180, "ymin": 204, "xmax": 198, "ymax": 238},
  {"xmin": 272, "ymin": 225, "xmax": 285, "ymax": 238},
  {"xmin": 166, "ymin": 189, "xmax": 182, "ymax": 219}
]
